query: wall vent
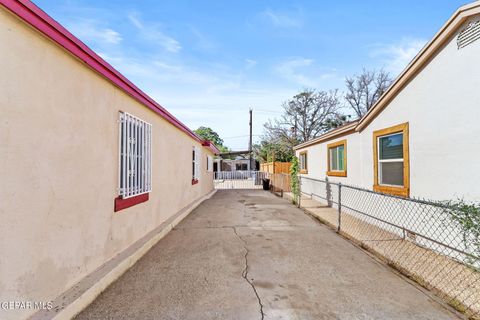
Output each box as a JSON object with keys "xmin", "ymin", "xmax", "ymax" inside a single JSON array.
[{"xmin": 457, "ymin": 18, "xmax": 480, "ymax": 49}]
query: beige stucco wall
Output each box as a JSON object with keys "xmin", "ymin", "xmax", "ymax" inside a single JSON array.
[{"xmin": 0, "ymin": 7, "xmax": 214, "ymax": 320}]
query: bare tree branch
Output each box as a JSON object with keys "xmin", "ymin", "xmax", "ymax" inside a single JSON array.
[{"xmin": 345, "ymin": 68, "xmax": 393, "ymax": 119}]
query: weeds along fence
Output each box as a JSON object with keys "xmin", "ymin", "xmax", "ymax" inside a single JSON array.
[{"xmin": 298, "ymin": 176, "xmax": 480, "ymax": 318}]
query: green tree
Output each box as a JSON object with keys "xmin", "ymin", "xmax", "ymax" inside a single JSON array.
[
  {"xmin": 253, "ymin": 140, "xmax": 293, "ymax": 163},
  {"xmin": 194, "ymin": 126, "xmax": 224, "ymax": 146}
]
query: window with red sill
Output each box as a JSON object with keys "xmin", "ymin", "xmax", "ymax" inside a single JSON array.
[
  {"xmin": 192, "ymin": 146, "xmax": 200, "ymax": 185},
  {"xmin": 115, "ymin": 112, "xmax": 152, "ymax": 212}
]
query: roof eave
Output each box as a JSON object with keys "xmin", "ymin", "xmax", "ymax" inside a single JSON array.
[
  {"xmin": 355, "ymin": 1, "xmax": 480, "ymax": 132},
  {"xmin": 202, "ymin": 141, "xmax": 221, "ymax": 155},
  {"xmin": 293, "ymin": 122, "xmax": 358, "ymax": 150}
]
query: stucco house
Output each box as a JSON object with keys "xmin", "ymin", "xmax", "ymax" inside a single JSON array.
[
  {"xmin": 0, "ymin": 1, "xmax": 218, "ymax": 319},
  {"xmin": 295, "ymin": 1, "xmax": 480, "ymax": 202}
]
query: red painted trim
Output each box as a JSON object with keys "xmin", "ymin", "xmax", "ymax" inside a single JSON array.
[
  {"xmin": 202, "ymin": 140, "xmax": 220, "ymax": 155},
  {"xmin": 192, "ymin": 179, "xmax": 199, "ymax": 185},
  {"xmin": 114, "ymin": 193, "xmax": 149, "ymax": 212},
  {"xmin": 0, "ymin": 0, "xmax": 205, "ymax": 144}
]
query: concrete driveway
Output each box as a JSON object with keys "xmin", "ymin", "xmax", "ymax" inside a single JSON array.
[{"xmin": 76, "ymin": 190, "xmax": 459, "ymax": 320}]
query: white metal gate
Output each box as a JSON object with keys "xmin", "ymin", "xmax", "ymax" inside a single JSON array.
[{"xmin": 214, "ymin": 171, "xmax": 269, "ymax": 189}]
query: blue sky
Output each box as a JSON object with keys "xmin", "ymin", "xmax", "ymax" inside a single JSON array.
[{"xmin": 35, "ymin": 0, "xmax": 467, "ymax": 150}]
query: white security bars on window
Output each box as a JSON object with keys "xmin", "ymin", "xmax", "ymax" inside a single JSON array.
[
  {"xmin": 119, "ymin": 112, "xmax": 152, "ymax": 198},
  {"xmin": 207, "ymin": 155, "xmax": 213, "ymax": 172},
  {"xmin": 192, "ymin": 146, "xmax": 200, "ymax": 180},
  {"xmin": 195, "ymin": 147, "xmax": 200, "ymax": 180}
]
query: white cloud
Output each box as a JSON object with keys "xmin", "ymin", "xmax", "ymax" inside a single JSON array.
[
  {"xmin": 371, "ymin": 38, "xmax": 427, "ymax": 76},
  {"xmin": 245, "ymin": 59, "xmax": 257, "ymax": 69},
  {"xmin": 273, "ymin": 58, "xmax": 337, "ymax": 88},
  {"xmin": 190, "ymin": 27, "xmax": 216, "ymax": 51},
  {"xmin": 127, "ymin": 13, "xmax": 143, "ymax": 29},
  {"xmin": 95, "ymin": 49, "xmax": 293, "ymax": 149},
  {"xmin": 128, "ymin": 13, "xmax": 181, "ymax": 53},
  {"xmin": 262, "ymin": 9, "xmax": 303, "ymax": 28},
  {"xmin": 68, "ymin": 21, "xmax": 122, "ymax": 44}
]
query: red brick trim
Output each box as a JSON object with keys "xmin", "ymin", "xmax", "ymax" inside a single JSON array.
[{"xmin": 114, "ymin": 193, "xmax": 149, "ymax": 212}]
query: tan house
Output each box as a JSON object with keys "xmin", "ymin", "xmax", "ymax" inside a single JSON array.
[{"xmin": 0, "ymin": 1, "xmax": 219, "ymax": 319}]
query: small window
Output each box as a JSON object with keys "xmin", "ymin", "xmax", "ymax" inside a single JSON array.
[
  {"xmin": 373, "ymin": 123, "xmax": 409, "ymax": 197},
  {"xmin": 207, "ymin": 155, "xmax": 213, "ymax": 172},
  {"xmin": 192, "ymin": 146, "xmax": 200, "ymax": 183},
  {"xmin": 236, "ymin": 163, "xmax": 248, "ymax": 171},
  {"xmin": 378, "ymin": 133, "xmax": 403, "ymax": 186},
  {"xmin": 119, "ymin": 112, "xmax": 152, "ymax": 198},
  {"xmin": 299, "ymin": 151, "xmax": 308, "ymax": 173},
  {"xmin": 327, "ymin": 140, "xmax": 347, "ymax": 177}
]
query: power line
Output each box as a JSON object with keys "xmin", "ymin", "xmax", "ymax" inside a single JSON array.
[
  {"xmin": 223, "ymin": 134, "xmax": 261, "ymax": 139},
  {"xmin": 255, "ymin": 109, "xmax": 283, "ymax": 115}
]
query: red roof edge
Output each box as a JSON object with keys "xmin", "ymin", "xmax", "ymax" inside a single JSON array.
[
  {"xmin": 202, "ymin": 141, "xmax": 220, "ymax": 155},
  {"xmin": 0, "ymin": 0, "xmax": 210, "ymax": 146}
]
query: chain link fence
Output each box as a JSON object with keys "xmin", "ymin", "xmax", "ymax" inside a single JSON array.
[{"xmin": 299, "ymin": 176, "xmax": 480, "ymax": 319}]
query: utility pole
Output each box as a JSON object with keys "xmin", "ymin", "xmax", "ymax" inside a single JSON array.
[{"xmin": 249, "ymin": 108, "xmax": 254, "ymax": 171}]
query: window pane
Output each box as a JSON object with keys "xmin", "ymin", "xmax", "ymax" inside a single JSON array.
[
  {"xmin": 380, "ymin": 161, "xmax": 403, "ymax": 186},
  {"xmin": 331, "ymin": 148, "xmax": 338, "ymax": 170},
  {"xmin": 300, "ymin": 154, "xmax": 307, "ymax": 170},
  {"xmin": 379, "ymin": 133, "xmax": 403, "ymax": 160},
  {"xmin": 192, "ymin": 149, "xmax": 195, "ymax": 179},
  {"xmin": 337, "ymin": 145, "xmax": 344, "ymax": 170}
]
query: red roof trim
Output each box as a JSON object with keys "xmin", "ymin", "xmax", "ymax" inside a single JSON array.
[
  {"xmin": 0, "ymin": 0, "xmax": 205, "ymax": 144},
  {"xmin": 202, "ymin": 140, "xmax": 220, "ymax": 154}
]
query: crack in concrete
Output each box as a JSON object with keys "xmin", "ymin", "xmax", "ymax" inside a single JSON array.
[
  {"xmin": 232, "ymin": 226, "xmax": 265, "ymax": 320},
  {"xmin": 174, "ymin": 225, "xmax": 317, "ymax": 230}
]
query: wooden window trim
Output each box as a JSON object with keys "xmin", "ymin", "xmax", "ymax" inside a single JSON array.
[
  {"xmin": 373, "ymin": 122, "xmax": 409, "ymax": 197},
  {"xmin": 327, "ymin": 140, "xmax": 347, "ymax": 177},
  {"xmin": 299, "ymin": 151, "xmax": 308, "ymax": 174}
]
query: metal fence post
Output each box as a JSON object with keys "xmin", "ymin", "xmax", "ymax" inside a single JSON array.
[
  {"xmin": 326, "ymin": 177, "xmax": 332, "ymax": 207},
  {"xmin": 297, "ymin": 175, "xmax": 302, "ymax": 208},
  {"xmin": 337, "ymin": 183, "xmax": 342, "ymax": 233}
]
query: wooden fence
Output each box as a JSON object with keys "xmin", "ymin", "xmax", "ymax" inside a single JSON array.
[
  {"xmin": 259, "ymin": 162, "xmax": 291, "ymax": 174},
  {"xmin": 270, "ymin": 173, "xmax": 291, "ymax": 193}
]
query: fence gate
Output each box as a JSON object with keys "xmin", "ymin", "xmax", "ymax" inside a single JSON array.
[{"xmin": 214, "ymin": 171, "xmax": 269, "ymax": 189}]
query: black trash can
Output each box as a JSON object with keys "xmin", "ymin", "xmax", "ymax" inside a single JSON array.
[{"xmin": 262, "ymin": 178, "xmax": 270, "ymax": 190}]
